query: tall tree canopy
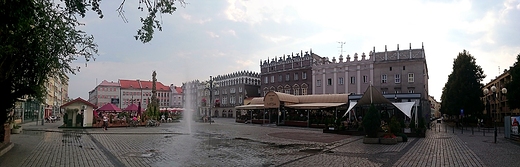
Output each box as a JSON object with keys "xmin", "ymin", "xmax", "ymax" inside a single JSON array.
[
  {"xmin": 506, "ymin": 54, "xmax": 520, "ymax": 110},
  {"xmin": 440, "ymin": 50, "xmax": 486, "ymax": 117},
  {"xmin": 0, "ymin": 0, "xmax": 184, "ymax": 124}
]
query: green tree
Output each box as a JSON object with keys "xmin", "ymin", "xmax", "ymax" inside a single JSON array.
[
  {"xmin": 0, "ymin": 0, "xmax": 183, "ymax": 125},
  {"xmin": 362, "ymin": 104, "xmax": 381, "ymax": 138},
  {"xmin": 440, "ymin": 50, "xmax": 486, "ymax": 117},
  {"xmin": 506, "ymin": 54, "xmax": 520, "ymax": 110}
]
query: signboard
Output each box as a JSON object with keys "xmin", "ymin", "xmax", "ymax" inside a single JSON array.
[
  {"xmin": 264, "ymin": 92, "xmax": 280, "ymax": 108},
  {"xmin": 111, "ymin": 98, "xmax": 119, "ymax": 105},
  {"xmin": 512, "ymin": 116, "xmax": 519, "ymax": 135}
]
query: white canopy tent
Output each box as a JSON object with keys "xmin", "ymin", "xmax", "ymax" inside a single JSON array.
[{"xmin": 342, "ymin": 101, "xmax": 416, "ymax": 119}]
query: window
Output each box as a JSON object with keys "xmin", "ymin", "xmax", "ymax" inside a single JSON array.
[
  {"xmin": 327, "ymin": 78, "xmax": 332, "ymax": 85},
  {"xmin": 278, "ymin": 75, "xmax": 283, "ymax": 82},
  {"xmin": 302, "ymin": 72, "xmax": 307, "ymax": 79},
  {"xmin": 286, "ymin": 74, "xmax": 290, "ymax": 81},
  {"xmin": 264, "ymin": 76, "xmax": 268, "ymax": 83},
  {"xmin": 363, "ymin": 76, "xmax": 368, "ymax": 83},
  {"xmin": 338, "ymin": 77, "xmax": 344, "ymax": 85},
  {"xmin": 350, "ymin": 77, "xmax": 355, "ymax": 84},
  {"xmin": 284, "ymin": 89, "xmax": 291, "ymax": 94},
  {"xmin": 381, "ymin": 74, "xmax": 387, "ymax": 83},
  {"xmin": 408, "ymin": 73, "xmax": 414, "ymax": 82},
  {"xmin": 271, "ymin": 76, "xmax": 275, "ymax": 83},
  {"xmin": 390, "ymin": 67, "xmax": 392, "ymax": 71},
  {"xmin": 408, "ymin": 89, "xmax": 415, "ymax": 93},
  {"xmin": 294, "ymin": 73, "xmax": 299, "ymax": 80},
  {"xmin": 301, "ymin": 88, "xmax": 307, "ymax": 95},
  {"xmin": 395, "ymin": 74, "xmax": 401, "ymax": 83},
  {"xmin": 317, "ymin": 80, "xmax": 322, "ymax": 87},
  {"xmin": 239, "ymin": 87, "xmax": 243, "ymax": 92},
  {"xmin": 239, "ymin": 95, "xmax": 243, "ymax": 104},
  {"xmin": 382, "ymin": 90, "xmax": 387, "ymax": 94},
  {"xmin": 403, "ymin": 66, "xmax": 406, "ymax": 70},
  {"xmin": 293, "ymin": 88, "xmax": 299, "ymax": 95}
]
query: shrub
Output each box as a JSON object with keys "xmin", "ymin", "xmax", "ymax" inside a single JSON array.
[
  {"xmin": 397, "ymin": 133, "xmax": 408, "ymax": 142},
  {"xmin": 389, "ymin": 117, "xmax": 402, "ymax": 134},
  {"xmin": 362, "ymin": 104, "xmax": 381, "ymax": 138}
]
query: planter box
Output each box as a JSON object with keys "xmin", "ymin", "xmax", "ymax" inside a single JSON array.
[
  {"xmin": 396, "ymin": 136, "xmax": 403, "ymax": 142},
  {"xmin": 11, "ymin": 127, "xmax": 22, "ymax": 134},
  {"xmin": 380, "ymin": 138, "xmax": 398, "ymax": 145},
  {"xmin": 404, "ymin": 128, "xmax": 411, "ymax": 133},
  {"xmin": 363, "ymin": 137, "xmax": 380, "ymax": 144}
]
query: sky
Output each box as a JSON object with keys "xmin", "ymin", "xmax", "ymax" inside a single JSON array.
[{"xmin": 68, "ymin": 0, "xmax": 520, "ymax": 102}]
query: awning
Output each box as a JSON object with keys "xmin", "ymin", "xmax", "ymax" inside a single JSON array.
[
  {"xmin": 392, "ymin": 102, "xmax": 415, "ymax": 118},
  {"xmin": 285, "ymin": 103, "xmax": 345, "ymax": 109},
  {"xmin": 235, "ymin": 104, "xmax": 264, "ymax": 110},
  {"xmin": 342, "ymin": 102, "xmax": 357, "ymax": 117}
]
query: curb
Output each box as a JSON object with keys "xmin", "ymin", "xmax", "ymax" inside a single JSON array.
[{"xmin": 0, "ymin": 142, "xmax": 14, "ymax": 157}]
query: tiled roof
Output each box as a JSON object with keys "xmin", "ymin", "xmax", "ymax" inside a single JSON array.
[
  {"xmin": 119, "ymin": 79, "xmax": 140, "ymax": 89},
  {"xmin": 156, "ymin": 82, "xmax": 170, "ymax": 91},
  {"xmin": 61, "ymin": 97, "xmax": 97, "ymax": 108},
  {"xmin": 99, "ymin": 80, "xmax": 119, "ymax": 86},
  {"xmin": 140, "ymin": 80, "xmax": 153, "ymax": 89},
  {"xmin": 175, "ymin": 86, "xmax": 183, "ymax": 94}
]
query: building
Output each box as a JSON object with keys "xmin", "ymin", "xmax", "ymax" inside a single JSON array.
[
  {"xmin": 43, "ymin": 75, "xmax": 70, "ymax": 118},
  {"xmin": 88, "ymin": 80, "xmax": 120, "ymax": 108},
  {"xmin": 313, "ymin": 43, "xmax": 430, "ymax": 119},
  {"xmin": 207, "ymin": 71, "xmax": 261, "ymax": 118},
  {"xmin": 88, "ymin": 79, "xmax": 173, "ymax": 110},
  {"xmin": 482, "ymin": 69, "xmax": 519, "ymax": 123},
  {"xmin": 181, "ymin": 80, "xmax": 203, "ymax": 116},
  {"xmin": 170, "ymin": 85, "xmax": 183, "ymax": 108},
  {"xmin": 312, "ymin": 52, "xmax": 373, "ymax": 95},
  {"xmin": 429, "ymin": 96, "xmax": 441, "ymax": 118},
  {"xmin": 260, "ymin": 49, "xmax": 324, "ymax": 96}
]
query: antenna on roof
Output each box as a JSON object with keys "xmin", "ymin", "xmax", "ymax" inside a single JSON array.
[{"xmin": 338, "ymin": 41, "xmax": 346, "ymax": 56}]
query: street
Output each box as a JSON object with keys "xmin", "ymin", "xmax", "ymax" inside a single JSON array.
[{"xmin": 1, "ymin": 118, "xmax": 520, "ymax": 167}]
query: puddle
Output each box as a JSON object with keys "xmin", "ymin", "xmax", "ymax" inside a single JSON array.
[{"xmin": 123, "ymin": 150, "xmax": 158, "ymax": 158}]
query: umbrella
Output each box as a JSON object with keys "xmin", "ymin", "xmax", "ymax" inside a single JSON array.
[
  {"xmin": 124, "ymin": 103, "xmax": 139, "ymax": 112},
  {"xmin": 97, "ymin": 103, "xmax": 122, "ymax": 113}
]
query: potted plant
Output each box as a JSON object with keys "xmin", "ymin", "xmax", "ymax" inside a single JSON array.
[
  {"xmin": 362, "ymin": 104, "xmax": 381, "ymax": 144},
  {"xmin": 11, "ymin": 122, "xmax": 22, "ymax": 134},
  {"xmin": 389, "ymin": 117, "xmax": 403, "ymax": 142},
  {"xmin": 380, "ymin": 133, "xmax": 398, "ymax": 144}
]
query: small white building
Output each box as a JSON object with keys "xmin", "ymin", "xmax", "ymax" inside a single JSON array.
[{"xmin": 60, "ymin": 97, "xmax": 97, "ymax": 127}]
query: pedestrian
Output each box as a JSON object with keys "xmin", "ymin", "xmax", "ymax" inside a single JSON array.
[{"xmin": 103, "ymin": 115, "xmax": 109, "ymax": 130}]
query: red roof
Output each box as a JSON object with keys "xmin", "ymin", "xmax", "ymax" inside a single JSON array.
[
  {"xmin": 96, "ymin": 103, "xmax": 122, "ymax": 112},
  {"xmin": 140, "ymin": 80, "xmax": 153, "ymax": 89},
  {"xmin": 123, "ymin": 103, "xmax": 142, "ymax": 111},
  {"xmin": 119, "ymin": 79, "xmax": 141, "ymax": 89},
  {"xmin": 175, "ymin": 86, "xmax": 183, "ymax": 93},
  {"xmin": 156, "ymin": 82, "xmax": 170, "ymax": 91},
  {"xmin": 61, "ymin": 97, "xmax": 97, "ymax": 108}
]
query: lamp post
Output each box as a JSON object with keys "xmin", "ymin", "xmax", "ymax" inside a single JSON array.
[
  {"xmin": 483, "ymin": 86, "xmax": 507, "ymax": 143},
  {"xmin": 205, "ymin": 76, "xmax": 219, "ymax": 124}
]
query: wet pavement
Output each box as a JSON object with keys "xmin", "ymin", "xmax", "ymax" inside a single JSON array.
[{"xmin": 1, "ymin": 118, "xmax": 520, "ymax": 166}]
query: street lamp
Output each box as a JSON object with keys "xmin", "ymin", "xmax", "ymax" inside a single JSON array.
[
  {"xmin": 205, "ymin": 76, "xmax": 219, "ymax": 124},
  {"xmin": 483, "ymin": 86, "xmax": 507, "ymax": 143}
]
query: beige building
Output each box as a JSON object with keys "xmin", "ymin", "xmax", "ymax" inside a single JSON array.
[
  {"xmin": 44, "ymin": 75, "xmax": 69, "ymax": 118},
  {"xmin": 482, "ymin": 69, "xmax": 519, "ymax": 123}
]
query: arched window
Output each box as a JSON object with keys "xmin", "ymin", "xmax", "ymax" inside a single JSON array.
[{"xmin": 301, "ymin": 83, "xmax": 308, "ymax": 95}]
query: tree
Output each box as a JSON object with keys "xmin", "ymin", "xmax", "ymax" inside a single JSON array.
[
  {"xmin": 506, "ymin": 54, "xmax": 520, "ymax": 110},
  {"xmin": 0, "ymin": 0, "xmax": 183, "ymax": 125},
  {"xmin": 362, "ymin": 104, "xmax": 381, "ymax": 138},
  {"xmin": 440, "ymin": 50, "xmax": 486, "ymax": 117}
]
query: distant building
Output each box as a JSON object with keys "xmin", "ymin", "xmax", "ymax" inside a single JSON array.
[
  {"xmin": 313, "ymin": 43, "xmax": 430, "ymax": 119},
  {"xmin": 482, "ymin": 69, "xmax": 519, "ymax": 123},
  {"xmin": 429, "ymin": 96, "xmax": 441, "ymax": 118},
  {"xmin": 170, "ymin": 85, "xmax": 183, "ymax": 108},
  {"xmin": 88, "ymin": 79, "xmax": 173, "ymax": 110},
  {"xmin": 210, "ymin": 71, "xmax": 261, "ymax": 118},
  {"xmin": 260, "ymin": 49, "xmax": 323, "ymax": 96}
]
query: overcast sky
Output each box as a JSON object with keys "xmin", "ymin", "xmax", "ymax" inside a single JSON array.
[{"xmin": 68, "ymin": 0, "xmax": 520, "ymax": 102}]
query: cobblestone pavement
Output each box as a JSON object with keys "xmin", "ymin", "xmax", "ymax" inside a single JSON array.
[{"xmin": 1, "ymin": 118, "xmax": 520, "ymax": 167}]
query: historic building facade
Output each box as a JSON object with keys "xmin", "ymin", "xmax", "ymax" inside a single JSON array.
[
  {"xmin": 260, "ymin": 49, "xmax": 324, "ymax": 96},
  {"xmin": 88, "ymin": 79, "xmax": 172, "ymax": 110},
  {"xmin": 313, "ymin": 43, "xmax": 431, "ymax": 119}
]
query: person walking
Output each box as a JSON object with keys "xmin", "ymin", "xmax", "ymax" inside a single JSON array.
[{"xmin": 103, "ymin": 115, "xmax": 109, "ymax": 130}]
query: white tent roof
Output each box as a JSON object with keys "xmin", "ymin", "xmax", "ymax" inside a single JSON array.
[{"xmin": 342, "ymin": 101, "xmax": 416, "ymax": 118}]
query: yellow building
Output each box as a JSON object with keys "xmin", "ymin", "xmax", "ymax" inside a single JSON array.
[
  {"xmin": 483, "ymin": 70, "xmax": 520, "ymax": 124},
  {"xmin": 44, "ymin": 75, "xmax": 70, "ymax": 118}
]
